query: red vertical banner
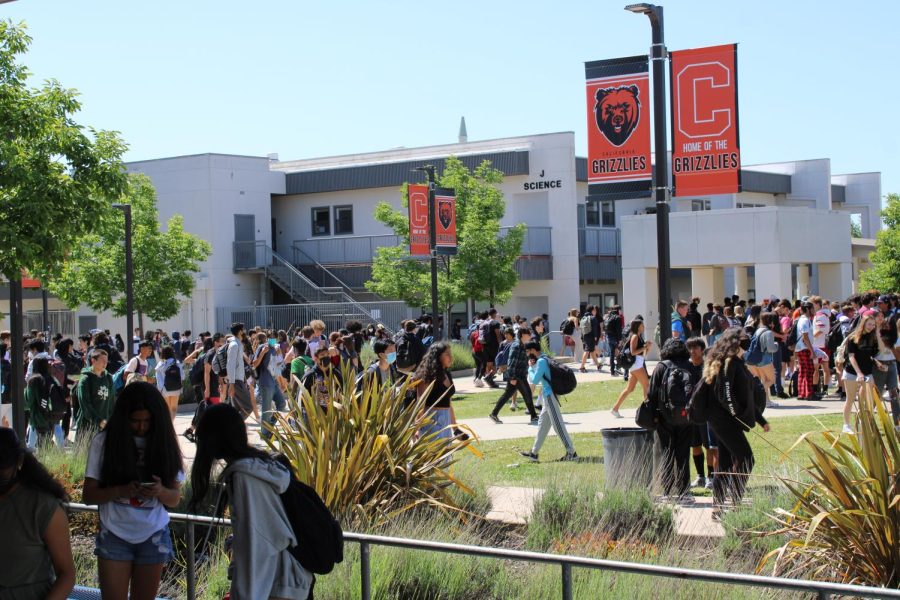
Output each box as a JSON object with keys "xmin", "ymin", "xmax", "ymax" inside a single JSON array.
[
  {"xmin": 21, "ymin": 271, "xmax": 41, "ymax": 288},
  {"xmin": 670, "ymin": 43, "xmax": 741, "ymax": 197},
  {"xmin": 584, "ymin": 55, "xmax": 652, "ymax": 200},
  {"xmin": 407, "ymin": 184, "xmax": 431, "ymax": 257},
  {"xmin": 434, "ymin": 188, "xmax": 457, "ymax": 255}
]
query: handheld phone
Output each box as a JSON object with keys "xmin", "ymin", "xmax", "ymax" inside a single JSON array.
[{"xmin": 140, "ymin": 481, "xmax": 155, "ymax": 488}]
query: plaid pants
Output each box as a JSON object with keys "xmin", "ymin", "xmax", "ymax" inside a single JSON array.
[{"xmin": 796, "ymin": 349, "xmax": 814, "ymax": 398}]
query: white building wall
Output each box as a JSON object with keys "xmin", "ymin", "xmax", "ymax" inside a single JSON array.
[{"xmin": 831, "ymin": 172, "xmax": 883, "ymax": 238}]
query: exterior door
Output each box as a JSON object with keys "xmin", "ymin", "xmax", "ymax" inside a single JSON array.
[{"xmin": 234, "ymin": 214, "xmax": 256, "ymax": 269}]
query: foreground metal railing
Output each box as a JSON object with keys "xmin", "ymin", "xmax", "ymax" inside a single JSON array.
[{"xmin": 64, "ymin": 503, "xmax": 900, "ymax": 600}]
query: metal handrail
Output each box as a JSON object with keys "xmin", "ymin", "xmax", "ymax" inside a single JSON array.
[
  {"xmin": 63, "ymin": 502, "xmax": 900, "ymax": 600},
  {"xmin": 291, "ymin": 243, "xmax": 359, "ymax": 296}
]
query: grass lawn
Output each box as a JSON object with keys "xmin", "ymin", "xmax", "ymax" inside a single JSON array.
[
  {"xmin": 453, "ymin": 412, "xmax": 845, "ymax": 489},
  {"xmin": 451, "ymin": 379, "xmax": 628, "ymax": 420}
]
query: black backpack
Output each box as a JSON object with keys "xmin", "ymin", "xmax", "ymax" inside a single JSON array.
[
  {"xmin": 188, "ymin": 353, "xmax": 206, "ymax": 387},
  {"xmin": 163, "ymin": 362, "xmax": 182, "ymax": 392},
  {"xmin": 560, "ymin": 319, "xmax": 575, "ymax": 336},
  {"xmin": 618, "ymin": 335, "xmax": 637, "ymax": 369},
  {"xmin": 785, "ymin": 320, "xmax": 799, "ymax": 351},
  {"xmin": 211, "ymin": 344, "xmax": 229, "ymax": 377},
  {"xmin": 604, "ymin": 313, "xmax": 622, "ymax": 338},
  {"xmin": 546, "ymin": 358, "xmax": 577, "ymax": 396},
  {"xmin": 657, "ymin": 361, "xmax": 694, "ymax": 426},
  {"xmin": 39, "ymin": 379, "xmax": 67, "ymax": 421},
  {"xmin": 395, "ymin": 333, "xmax": 415, "ymax": 369},
  {"xmin": 826, "ymin": 320, "xmax": 845, "ymax": 353},
  {"xmin": 274, "ymin": 454, "xmax": 344, "ymax": 575}
]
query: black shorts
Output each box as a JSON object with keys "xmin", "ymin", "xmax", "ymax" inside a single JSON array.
[
  {"xmin": 483, "ymin": 345, "xmax": 499, "ymax": 364},
  {"xmin": 582, "ymin": 335, "xmax": 597, "ymax": 353},
  {"xmin": 691, "ymin": 423, "xmax": 717, "ymax": 449}
]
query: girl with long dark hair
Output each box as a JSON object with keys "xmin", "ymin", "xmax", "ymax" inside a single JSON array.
[
  {"xmin": 189, "ymin": 403, "xmax": 313, "ymax": 599},
  {"xmin": 82, "ymin": 382, "xmax": 184, "ymax": 600},
  {"xmin": 611, "ymin": 319, "xmax": 652, "ymax": 418},
  {"xmin": 414, "ymin": 342, "xmax": 459, "ymax": 440},
  {"xmin": 0, "ymin": 427, "xmax": 74, "ymax": 599}
]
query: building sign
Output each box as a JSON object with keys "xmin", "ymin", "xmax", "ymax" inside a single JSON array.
[
  {"xmin": 584, "ymin": 55, "xmax": 652, "ymax": 200},
  {"xmin": 434, "ymin": 188, "xmax": 457, "ymax": 256},
  {"xmin": 670, "ymin": 43, "xmax": 741, "ymax": 197},
  {"xmin": 408, "ymin": 184, "xmax": 430, "ymax": 257}
]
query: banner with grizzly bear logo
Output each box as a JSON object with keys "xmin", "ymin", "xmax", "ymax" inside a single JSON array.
[
  {"xmin": 408, "ymin": 184, "xmax": 431, "ymax": 257},
  {"xmin": 584, "ymin": 55, "xmax": 652, "ymax": 200},
  {"xmin": 434, "ymin": 188, "xmax": 457, "ymax": 256},
  {"xmin": 670, "ymin": 44, "xmax": 741, "ymax": 197}
]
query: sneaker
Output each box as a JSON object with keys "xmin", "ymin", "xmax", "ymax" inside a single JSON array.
[
  {"xmin": 610, "ymin": 370, "xmax": 621, "ymax": 377},
  {"xmin": 509, "ymin": 403, "xmax": 518, "ymax": 411},
  {"xmin": 678, "ymin": 493, "xmax": 696, "ymax": 505},
  {"xmin": 488, "ymin": 413, "xmax": 502, "ymax": 425},
  {"xmin": 705, "ymin": 476, "xmax": 715, "ymax": 490},
  {"xmin": 776, "ymin": 391, "xmax": 789, "ymax": 399},
  {"xmin": 453, "ymin": 428, "xmax": 470, "ymax": 441},
  {"xmin": 611, "ymin": 409, "xmax": 623, "ymax": 419},
  {"xmin": 530, "ymin": 417, "xmax": 540, "ymax": 425},
  {"xmin": 841, "ymin": 423, "xmax": 854, "ymax": 435},
  {"xmin": 596, "ymin": 364, "xmax": 603, "ymax": 372},
  {"xmin": 556, "ymin": 452, "xmax": 579, "ymax": 462},
  {"xmin": 691, "ymin": 476, "xmax": 706, "ymax": 488},
  {"xmin": 519, "ymin": 451, "xmax": 539, "ymax": 462},
  {"xmin": 473, "ymin": 378, "xmax": 485, "ymax": 388},
  {"xmin": 766, "ymin": 399, "xmax": 780, "ymax": 408},
  {"xmin": 579, "ymin": 367, "xmax": 587, "ymax": 373},
  {"xmin": 487, "ymin": 380, "xmax": 500, "ymax": 389}
]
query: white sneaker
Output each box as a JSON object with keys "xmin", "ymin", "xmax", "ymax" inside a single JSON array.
[
  {"xmin": 611, "ymin": 409, "xmax": 623, "ymax": 419},
  {"xmin": 766, "ymin": 400, "xmax": 780, "ymax": 408},
  {"xmin": 841, "ymin": 423, "xmax": 854, "ymax": 435},
  {"xmin": 473, "ymin": 379, "xmax": 485, "ymax": 388}
]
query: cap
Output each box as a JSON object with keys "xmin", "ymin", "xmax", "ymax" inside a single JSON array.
[
  {"xmin": 878, "ymin": 295, "xmax": 891, "ymax": 304},
  {"xmin": 800, "ymin": 296, "xmax": 810, "ymax": 303},
  {"xmin": 0, "ymin": 428, "xmax": 24, "ymax": 469}
]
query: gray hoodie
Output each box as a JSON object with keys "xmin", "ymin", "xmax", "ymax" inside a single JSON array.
[{"xmin": 223, "ymin": 457, "xmax": 312, "ymax": 600}]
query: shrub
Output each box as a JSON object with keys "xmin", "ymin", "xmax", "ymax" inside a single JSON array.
[
  {"xmin": 760, "ymin": 383, "xmax": 900, "ymax": 586},
  {"xmin": 449, "ymin": 341, "xmax": 475, "ymax": 371},
  {"xmin": 268, "ymin": 362, "xmax": 477, "ymax": 527}
]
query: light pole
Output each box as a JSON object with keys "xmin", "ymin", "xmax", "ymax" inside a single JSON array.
[
  {"xmin": 626, "ymin": 2, "xmax": 672, "ymax": 344},
  {"xmin": 112, "ymin": 203, "xmax": 135, "ymax": 359},
  {"xmin": 414, "ymin": 165, "xmax": 441, "ymax": 341}
]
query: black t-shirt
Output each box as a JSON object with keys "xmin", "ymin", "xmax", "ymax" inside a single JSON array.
[
  {"xmin": 486, "ymin": 320, "xmax": 502, "ymax": 349},
  {"xmin": 204, "ymin": 351, "xmax": 220, "ymax": 396},
  {"xmin": 881, "ymin": 313, "xmax": 899, "ymax": 348},
  {"xmin": 845, "ymin": 337, "xmax": 878, "ymax": 376}
]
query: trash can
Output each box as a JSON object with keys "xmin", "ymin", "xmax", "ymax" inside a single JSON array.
[{"xmin": 601, "ymin": 427, "xmax": 654, "ymax": 490}]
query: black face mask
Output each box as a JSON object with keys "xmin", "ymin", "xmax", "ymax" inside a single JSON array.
[{"xmin": 319, "ymin": 360, "xmax": 331, "ymax": 369}]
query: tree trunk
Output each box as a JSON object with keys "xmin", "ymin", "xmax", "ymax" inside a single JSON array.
[{"xmin": 138, "ymin": 311, "xmax": 144, "ymax": 334}]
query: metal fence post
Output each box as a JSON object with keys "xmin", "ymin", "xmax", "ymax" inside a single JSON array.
[
  {"xmin": 818, "ymin": 592, "xmax": 830, "ymax": 600},
  {"xmin": 360, "ymin": 541, "xmax": 371, "ymax": 600},
  {"xmin": 186, "ymin": 521, "xmax": 196, "ymax": 600},
  {"xmin": 561, "ymin": 562, "xmax": 573, "ymax": 600}
]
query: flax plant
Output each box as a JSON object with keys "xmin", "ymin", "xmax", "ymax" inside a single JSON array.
[{"xmin": 761, "ymin": 383, "xmax": 900, "ymax": 587}]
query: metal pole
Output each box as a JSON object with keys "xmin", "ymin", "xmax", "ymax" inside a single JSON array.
[
  {"xmin": 425, "ymin": 166, "xmax": 441, "ymax": 341},
  {"xmin": 561, "ymin": 563, "xmax": 573, "ymax": 600},
  {"xmin": 9, "ymin": 278, "xmax": 25, "ymax": 439},
  {"xmin": 360, "ymin": 540, "xmax": 371, "ymax": 600},
  {"xmin": 186, "ymin": 521, "xmax": 196, "ymax": 600},
  {"xmin": 41, "ymin": 288, "xmax": 49, "ymax": 337},
  {"xmin": 123, "ymin": 205, "xmax": 135, "ymax": 360},
  {"xmin": 647, "ymin": 5, "xmax": 672, "ymax": 344}
]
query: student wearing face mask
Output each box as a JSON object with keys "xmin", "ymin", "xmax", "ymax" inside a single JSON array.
[
  {"xmin": 300, "ymin": 347, "xmax": 344, "ymax": 411},
  {"xmin": 0, "ymin": 427, "xmax": 75, "ymax": 600},
  {"xmin": 356, "ymin": 339, "xmax": 399, "ymax": 394}
]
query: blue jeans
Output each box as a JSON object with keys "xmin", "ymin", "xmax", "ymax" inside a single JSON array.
[
  {"xmin": 256, "ymin": 383, "xmax": 286, "ymax": 440},
  {"xmin": 27, "ymin": 423, "xmax": 65, "ymax": 449},
  {"xmin": 771, "ymin": 345, "xmax": 784, "ymax": 395}
]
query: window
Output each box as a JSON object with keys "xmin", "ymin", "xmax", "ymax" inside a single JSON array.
[
  {"xmin": 601, "ymin": 201, "xmax": 615, "ymax": 227},
  {"xmin": 311, "ymin": 207, "xmax": 330, "ymax": 236},
  {"xmin": 691, "ymin": 199, "xmax": 711, "ymax": 211},
  {"xmin": 736, "ymin": 202, "xmax": 764, "ymax": 209},
  {"xmin": 603, "ymin": 293, "xmax": 618, "ymax": 308},
  {"xmin": 334, "ymin": 205, "xmax": 353, "ymax": 235},
  {"xmin": 586, "ymin": 200, "xmax": 600, "ymax": 226}
]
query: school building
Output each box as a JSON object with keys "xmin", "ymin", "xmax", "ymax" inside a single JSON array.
[{"xmin": 1, "ymin": 130, "xmax": 882, "ymax": 339}]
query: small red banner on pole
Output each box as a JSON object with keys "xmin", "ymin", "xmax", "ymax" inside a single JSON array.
[{"xmin": 434, "ymin": 188, "xmax": 457, "ymax": 256}]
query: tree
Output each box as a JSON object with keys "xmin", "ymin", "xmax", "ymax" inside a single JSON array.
[
  {"xmin": 48, "ymin": 173, "xmax": 212, "ymax": 331},
  {"xmin": 366, "ymin": 157, "xmax": 524, "ymax": 314},
  {"xmin": 851, "ymin": 219, "xmax": 862, "ymax": 239},
  {"xmin": 859, "ymin": 193, "xmax": 900, "ymax": 293},
  {"xmin": 0, "ymin": 21, "xmax": 128, "ymax": 282}
]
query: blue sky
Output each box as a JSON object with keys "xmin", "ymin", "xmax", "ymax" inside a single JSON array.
[{"xmin": 8, "ymin": 0, "xmax": 898, "ymax": 202}]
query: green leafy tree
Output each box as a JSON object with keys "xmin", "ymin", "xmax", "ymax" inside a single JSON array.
[
  {"xmin": 859, "ymin": 193, "xmax": 900, "ymax": 292},
  {"xmin": 49, "ymin": 174, "xmax": 212, "ymax": 330},
  {"xmin": 0, "ymin": 21, "xmax": 128, "ymax": 283},
  {"xmin": 366, "ymin": 157, "xmax": 524, "ymax": 312}
]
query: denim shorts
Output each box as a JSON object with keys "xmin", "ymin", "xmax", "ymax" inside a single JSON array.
[
  {"xmin": 421, "ymin": 407, "xmax": 452, "ymax": 440},
  {"xmin": 95, "ymin": 526, "xmax": 175, "ymax": 565}
]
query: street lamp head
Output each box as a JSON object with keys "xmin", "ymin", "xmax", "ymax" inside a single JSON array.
[{"xmin": 625, "ymin": 3, "xmax": 654, "ymax": 14}]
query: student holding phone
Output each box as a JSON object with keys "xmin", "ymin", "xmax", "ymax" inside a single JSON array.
[{"xmin": 82, "ymin": 382, "xmax": 184, "ymax": 600}]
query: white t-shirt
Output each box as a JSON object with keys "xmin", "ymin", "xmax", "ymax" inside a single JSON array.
[
  {"xmin": 812, "ymin": 310, "xmax": 830, "ymax": 349},
  {"xmin": 125, "ymin": 356, "xmax": 149, "ymax": 377},
  {"xmin": 795, "ymin": 316, "xmax": 812, "ymax": 352},
  {"xmin": 86, "ymin": 431, "xmax": 184, "ymax": 543}
]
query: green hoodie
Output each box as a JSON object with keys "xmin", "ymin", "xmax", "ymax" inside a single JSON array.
[{"xmin": 76, "ymin": 366, "xmax": 114, "ymax": 429}]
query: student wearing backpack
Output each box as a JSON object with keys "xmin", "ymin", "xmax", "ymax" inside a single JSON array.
[
  {"xmin": 470, "ymin": 313, "xmax": 487, "ymax": 387},
  {"xmin": 605, "ymin": 306, "xmax": 625, "ymax": 375},
  {"xmin": 481, "ymin": 309, "xmax": 503, "ymax": 388},
  {"xmin": 648, "ymin": 338, "xmax": 698, "ymax": 500},
  {"xmin": 744, "ymin": 313, "xmax": 780, "ymax": 408},
  {"xmin": 190, "ymin": 403, "xmax": 314, "ymax": 600},
  {"xmin": 794, "ymin": 302, "xmax": 825, "ymax": 401},
  {"xmin": 708, "ymin": 304, "xmax": 728, "ymax": 346},
  {"xmin": 611, "ymin": 320, "xmax": 652, "ymax": 418},
  {"xmin": 75, "ymin": 349, "xmax": 115, "ymax": 441},
  {"xmin": 225, "ymin": 324, "xmax": 258, "ymax": 421},
  {"xmin": 154, "ymin": 346, "xmax": 183, "ymax": 421},
  {"xmin": 356, "ymin": 339, "xmax": 400, "ymax": 394},
  {"xmin": 873, "ymin": 309, "xmax": 900, "ymax": 428},
  {"xmin": 578, "ymin": 305, "xmax": 601, "ymax": 373},
  {"xmin": 250, "ymin": 332, "xmax": 287, "ymax": 442},
  {"xmin": 559, "ymin": 308, "xmax": 579, "ymax": 358},
  {"xmin": 395, "ymin": 320, "xmax": 425, "ymax": 374},
  {"xmin": 489, "ymin": 328, "xmax": 540, "ymax": 425},
  {"xmin": 689, "ymin": 329, "xmax": 769, "ymax": 518},
  {"xmin": 125, "ymin": 342, "xmax": 154, "ymax": 383},
  {"xmin": 518, "ymin": 341, "xmax": 577, "ymax": 462},
  {"xmin": 24, "ymin": 358, "xmax": 66, "ymax": 448}
]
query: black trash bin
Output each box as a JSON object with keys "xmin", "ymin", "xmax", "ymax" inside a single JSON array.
[{"xmin": 601, "ymin": 427, "xmax": 654, "ymax": 490}]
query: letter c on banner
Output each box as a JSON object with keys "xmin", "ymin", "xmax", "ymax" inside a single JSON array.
[
  {"xmin": 676, "ymin": 62, "xmax": 732, "ymax": 138},
  {"xmin": 409, "ymin": 188, "xmax": 428, "ymax": 228}
]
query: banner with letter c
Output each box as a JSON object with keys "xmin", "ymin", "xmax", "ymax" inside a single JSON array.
[
  {"xmin": 584, "ymin": 55, "xmax": 652, "ymax": 201},
  {"xmin": 670, "ymin": 43, "xmax": 741, "ymax": 197},
  {"xmin": 408, "ymin": 184, "xmax": 430, "ymax": 257}
]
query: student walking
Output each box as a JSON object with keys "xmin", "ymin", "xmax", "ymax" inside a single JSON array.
[
  {"xmin": 189, "ymin": 404, "xmax": 313, "ymax": 600},
  {"xmin": 489, "ymin": 328, "xmax": 540, "ymax": 424},
  {"xmin": 82, "ymin": 382, "xmax": 184, "ymax": 600},
  {"xmin": 155, "ymin": 345, "xmax": 184, "ymax": 420},
  {"xmin": 0, "ymin": 427, "xmax": 75, "ymax": 600},
  {"xmin": 414, "ymin": 342, "xmax": 461, "ymax": 441},
  {"xmin": 518, "ymin": 341, "xmax": 577, "ymax": 462},
  {"xmin": 25, "ymin": 358, "xmax": 66, "ymax": 448},
  {"xmin": 611, "ymin": 319, "xmax": 652, "ymax": 418},
  {"xmin": 841, "ymin": 312, "xmax": 886, "ymax": 434}
]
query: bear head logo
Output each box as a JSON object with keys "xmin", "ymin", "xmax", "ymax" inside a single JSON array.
[{"xmin": 594, "ymin": 85, "xmax": 641, "ymax": 147}]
